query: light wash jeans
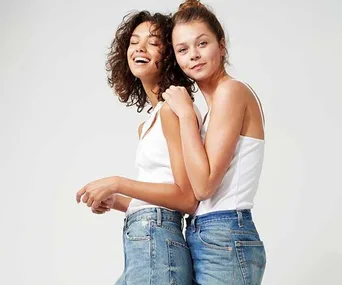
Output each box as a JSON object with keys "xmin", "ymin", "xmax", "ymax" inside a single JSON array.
[
  {"xmin": 186, "ymin": 210, "xmax": 266, "ymax": 285},
  {"xmin": 115, "ymin": 208, "xmax": 192, "ymax": 285}
]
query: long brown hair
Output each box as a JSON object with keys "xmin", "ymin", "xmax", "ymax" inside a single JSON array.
[{"xmin": 106, "ymin": 11, "xmax": 194, "ymax": 113}]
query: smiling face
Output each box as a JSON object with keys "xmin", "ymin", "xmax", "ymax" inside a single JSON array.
[
  {"xmin": 172, "ymin": 21, "xmax": 225, "ymax": 83},
  {"xmin": 127, "ymin": 21, "xmax": 164, "ymax": 84}
]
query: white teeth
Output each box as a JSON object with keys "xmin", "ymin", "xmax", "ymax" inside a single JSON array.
[{"xmin": 134, "ymin": 57, "xmax": 150, "ymax": 63}]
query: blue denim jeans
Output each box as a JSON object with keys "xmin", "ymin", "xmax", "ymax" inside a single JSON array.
[
  {"xmin": 115, "ymin": 208, "xmax": 192, "ymax": 285},
  {"xmin": 186, "ymin": 210, "xmax": 266, "ymax": 285}
]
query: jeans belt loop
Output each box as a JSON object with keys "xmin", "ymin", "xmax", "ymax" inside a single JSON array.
[
  {"xmin": 157, "ymin": 208, "xmax": 162, "ymax": 226},
  {"xmin": 237, "ymin": 210, "xmax": 243, "ymax": 228},
  {"xmin": 191, "ymin": 216, "xmax": 197, "ymax": 232}
]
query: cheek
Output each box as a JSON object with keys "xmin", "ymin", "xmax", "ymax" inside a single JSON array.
[
  {"xmin": 127, "ymin": 47, "xmax": 134, "ymax": 60},
  {"xmin": 149, "ymin": 48, "xmax": 162, "ymax": 62},
  {"xmin": 175, "ymin": 55, "xmax": 186, "ymax": 69}
]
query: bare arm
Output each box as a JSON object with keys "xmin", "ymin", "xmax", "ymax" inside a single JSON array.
[
  {"xmin": 103, "ymin": 121, "xmax": 145, "ymax": 213},
  {"xmin": 176, "ymin": 82, "xmax": 247, "ymax": 200},
  {"xmin": 77, "ymin": 105, "xmax": 198, "ymax": 214},
  {"xmin": 113, "ymin": 104, "xmax": 197, "ymax": 214}
]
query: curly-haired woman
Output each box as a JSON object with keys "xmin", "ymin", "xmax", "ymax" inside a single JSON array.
[{"xmin": 76, "ymin": 11, "xmax": 201, "ymax": 285}]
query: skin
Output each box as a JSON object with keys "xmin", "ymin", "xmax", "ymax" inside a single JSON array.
[
  {"xmin": 162, "ymin": 21, "xmax": 265, "ymax": 201},
  {"xmin": 76, "ymin": 21, "xmax": 198, "ymax": 214}
]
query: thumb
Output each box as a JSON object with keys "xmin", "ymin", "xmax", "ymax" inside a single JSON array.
[{"xmin": 162, "ymin": 92, "xmax": 170, "ymax": 101}]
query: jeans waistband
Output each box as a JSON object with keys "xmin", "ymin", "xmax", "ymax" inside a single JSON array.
[
  {"xmin": 186, "ymin": 209, "xmax": 252, "ymax": 229},
  {"xmin": 124, "ymin": 207, "xmax": 183, "ymax": 229}
]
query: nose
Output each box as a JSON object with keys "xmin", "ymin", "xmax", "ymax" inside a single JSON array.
[
  {"xmin": 136, "ymin": 44, "xmax": 146, "ymax": 53},
  {"xmin": 190, "ymin": 48, "xmax": 201, "ymax": 61},
  {"xmin": 136, "ymin": 47, "xmax": 144, "ymax": 52}
]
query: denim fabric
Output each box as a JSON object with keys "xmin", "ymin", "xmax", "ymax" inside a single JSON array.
[
  {"xmin": 115, "ymin": 208, "xmax": 192, "ymax": 285},
  {"xmin": 186, "ymin": 210, "xmax": 266, "ymax": 285}
]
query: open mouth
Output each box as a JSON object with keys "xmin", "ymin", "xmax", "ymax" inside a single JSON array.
[{"xmin": 134, "ymin": 57, "xmax": 150, "ymax": 63}]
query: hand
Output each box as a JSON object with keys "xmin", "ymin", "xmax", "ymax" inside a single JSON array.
[
  {"xmin": 162, "ymin": 85, "xmax": 194, "ymax": 118},
  {"xmin": 76, "ymin": 176, "xmax": 120, "ymax": 209},
  {"xmin": 91, "ymin": 194, "xmax": 117, "ymax": 214}
]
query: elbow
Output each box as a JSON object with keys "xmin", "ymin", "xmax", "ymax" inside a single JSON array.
[
  {"xmin": 194, "ymin": 187, "xmax": 215, "ymax": 201},
  {"xmin": 186, "ymin": 195, "xmax": 199, "ymax": 215},
  {"xmin": 177, "ymin": 185, "xmax": 199, "ymax": 215}
]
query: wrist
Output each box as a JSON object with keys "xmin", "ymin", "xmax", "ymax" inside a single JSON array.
[
  {"xmin": 178, "ymin": 109, "xmax": 196, "ymax": 120},
  {"xmin": 111, "ymin": 176, "xmax": 122, "ymax": 193}
]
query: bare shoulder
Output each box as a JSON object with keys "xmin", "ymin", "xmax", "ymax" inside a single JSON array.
[
  {"xmin": 160, "ymin": 102, "xmax": 178, "ymax": 121},
  {"xmin": 160, "ymin": 102, "xmax": 179, "ymax": 137},
  {"xmin": 214, "ymin": 79, "xmax": 249, "ymax": 107}
]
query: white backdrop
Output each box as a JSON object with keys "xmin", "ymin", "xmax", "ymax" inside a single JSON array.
[{"xmin": 1, "ymin": 0, "xmax": 342, "ymax": 284}]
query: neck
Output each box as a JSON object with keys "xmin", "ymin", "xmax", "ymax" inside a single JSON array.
[
  {"xmin": 141, "ymin": 80, "xmax": 160, "ymax": 108},
  {"xmin": 197, "ymin": 68, "xmax": 230, "ymax": 107}
]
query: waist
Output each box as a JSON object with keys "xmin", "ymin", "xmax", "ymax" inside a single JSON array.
[
  {"xmin": 124, "ymin": 207, "xmax": 183, "ymax": 229},
  {"xmin": 186, "ymin": 209, "xmax": 252, "ymax": 227}
]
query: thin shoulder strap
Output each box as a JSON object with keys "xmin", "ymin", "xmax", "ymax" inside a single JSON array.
[
  {"xmin": 140, "ymin": 102, "xmax": 164, "ymax": 139},
  {"xmin": 231, "ymin": 78, "xmax": 265, "ymax": 129}
]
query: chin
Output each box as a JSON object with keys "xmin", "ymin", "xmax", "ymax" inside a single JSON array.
[
  {"xmin": 131, "ymin": 69, "xmax": 150, "ymax": 78},
  {"xmin": 189, "ymin": 73, "xmax": 209, "ymax": 82}
]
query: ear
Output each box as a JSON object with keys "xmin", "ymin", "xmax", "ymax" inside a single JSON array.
[{"xmin": 219, "ymin": 38, "xmax": 226, "ymax": 56}]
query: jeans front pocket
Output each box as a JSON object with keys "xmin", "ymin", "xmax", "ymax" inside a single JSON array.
[
  {"xmin": 197, "ymin": 225, "xmax": 234, "ymax": 251},
  {"xmin": 235, "ymin": 240, "xmax": 266, "ymax": 285},
  {"xmin": 124, "ymin": 220, "xmax": 152, "ymax": 285},
  {"xmin": 125, "ymin": 220, "xmax": 151, "ymax": 241}
]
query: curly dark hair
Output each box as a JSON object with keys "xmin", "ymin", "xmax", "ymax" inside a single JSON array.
[{"xmin": 106, "ymin": 11, "xmax": 194, "ymax": 113}]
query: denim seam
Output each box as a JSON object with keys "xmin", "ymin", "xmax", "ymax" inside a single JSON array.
[
  {"xmin": 230, "ymin": 230, "xmax": 258, "ymax": 235},
  {"xmin": 127, "ymin": 217, "xmax": 180, "ymax": 227},
  {"xmin": 160, "ymin": 225, "xmax": 182, "ymax": 235},
  {"xmin": 167, "ymin": 240, "xmax": 174, "ymax": 284},
  {"xmin": 235, "ymin": 241, "xmax": 250, "ymax": 285},
  {"xmin": 169, "ymin": 240, "xmax": 189, "ymax": 250},
  {"xmin": 196, "ymin": 217, "xmax": 244, "ymax": 223},
  {"xmin": 235, "ymin": 240, "xmax": 264, "ymax": 247},
  {"xmin": 150, "ymin": 221, "xmax": 154, "ymax": 285},
  {"xmin": 197, "ymin": 226, "xmax": 233, "ymax": 251}
]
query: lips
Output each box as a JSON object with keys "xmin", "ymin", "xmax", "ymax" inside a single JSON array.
[
  {"xmin": 133, "ymin": 56, "xmax": 150, "ymax": 63},
  {"xmin": 191, "ymin": 63, "xmax": 206, "ymax": 69}
]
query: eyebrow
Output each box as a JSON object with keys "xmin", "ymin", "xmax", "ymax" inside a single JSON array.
[
  {"xmin": 131, "ymin": 34, "xmax": 160, "ymax": 38},
  {"xmin": 175, "ymin": 33, "xmax": 208, "ymax": 47}
]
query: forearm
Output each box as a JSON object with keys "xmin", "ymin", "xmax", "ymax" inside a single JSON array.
[
  {"xmin": 179, "ymin": 112, "xmax": 215, "ymax": 200},
  {"xmin": 112, "ymin": 195, "xmax": 132, "ymax": 212},
  {"xmin": 116, "ymin": 177, "xmax": 197, "ymax": 214}
]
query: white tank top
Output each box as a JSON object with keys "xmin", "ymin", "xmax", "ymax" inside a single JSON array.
[
  {"xmin": 195, "ymin": 79, "xmax": 265, "ymax": 216},
  {"xmin": 126, "ymin": 101, "xmax": 203, "ymax": 216}
]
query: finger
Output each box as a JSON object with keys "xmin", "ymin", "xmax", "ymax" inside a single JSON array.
[
  {"xmin": 164, "ymin": 90, "xmax": 175, "ymax": 99},
  {"xmin": 92, "ymin": 190, "xmax": 111, "ymax": 209},
  {"xmin": 87, "ymin": 196, "xmax": 94, "ymax": 207},
  {"xmin": 162, "ymin": 92, "xmax": 170, "ymax": 101},
  {"xmin": 92, "ymin": 208, "xmax": 105, "ymax": 214},
  {"xmin": 95, "ymin": 205, "xmax": 110, "ymax": 212},
  {"xmin": 76, "ymin": 186, "xmax": 86, "ymax": 203},
  {"xmin": 92, "ymin": 199, "xmax": 100, "ymax": 209},
  {"xmin": 81, "ymin": 192, "xmax": 90, "ymax": 204},
  {"xmin": 100, "ymin": 202, "xmax": 111, "ymax": 209}
]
